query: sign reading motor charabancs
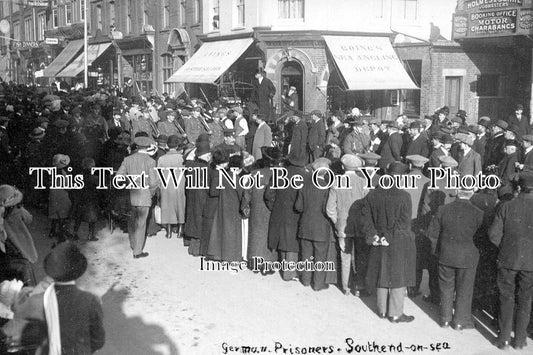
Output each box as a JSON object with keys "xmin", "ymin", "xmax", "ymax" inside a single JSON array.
[{"xmin": 453, "ymin": 0, "xmax": 533, "ymax": 39}]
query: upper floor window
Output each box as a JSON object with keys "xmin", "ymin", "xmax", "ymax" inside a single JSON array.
[
  {"xmin": 37, "ymin": 12, "xmax": 46, "ymax": 41},
  {"xmin": 194, "ymin": 0, "xmax": 201, "ymax": 24},
  {"xmin": 13, "ymin": 22, "xmax": 20, "ymax": 41},
  {"xmin": 235, "ymin": 0, "xmax": 245, "ymax": 27},
  {"xmin": 24, "ymin": 17, "xmax": 33, "ymax": 41},
  {"xmin": 163, "ymin": 0, "xmax": 170, "ymax": 29},
  {"xmin": 210, "ymin": 0, "xmax": 220, "ymax": 31},
  {"xmin": 52, "ymin": 0, "xmax": 59, "ymax": 28},
  {"xmin": 180, "ymin": 1, "xmax": 187, "ymax": 26},
  {"xmin": 80, "ymin": 0, "xmax": 86, "ymax": 21},
  {"xmin": 96, "ymin": 5, "xmax": 103, "ymax": 31},
  {"xmin": 65, "ymin": 2, "xmax": 73, "ymax": 25},
  {"xmin": 278, "ymin": 0, "xmax": 304, "ymax": 19},
  {"xmin": 396, "ymin": 0, "xmax": 418, "ymax": 21}
]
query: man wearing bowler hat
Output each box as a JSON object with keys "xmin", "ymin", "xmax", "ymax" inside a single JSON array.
[{"xmin": 116, "ymin": 136, "xmax": 160, "ymax": 259}]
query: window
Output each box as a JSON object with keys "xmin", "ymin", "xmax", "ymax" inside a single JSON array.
[
  {"xmin": 110, "ymin": 2, "xmax": 116, "ymax": 26},
  {"xmin": 373, "ymin": 0, "xmax": 385, "ymax": 19},
  {"xmin": 278, "ymin": 0, "xmax": 304, "ymax": 19},
  {"xmin": 163, "ymin": 0, "xmax": 170, "ymax": 29},
  {"xmin": 52, "ymin": 5, "xmax": 59, "ymax": 28},
  {"xmin": 37, "ymin": 12, "xmax": 46, "ymax": 41},
  {"xmin": 142, "ymin": 2, "xmax": 149, "ymax": 26},
  {"xmin": 235, "ymin": 0, "xmax": 245, "ymax": 27},
  {"xmin": 210, "ymin": 0, "xmax": 220, "ymax": 30},
  {"xmin": 396, "ymin": 0, "xmax": 418, "ymax": 21},
  {"xmin": 65, "ymin": 2, "xmax": 73, "ymax": 25},
  {"xmin": 402, "ymin": 60, "xmax": 422, "ymax": 114},
  {"xmin": 24, "ymin": 17, "xmax": 33, "ymax": 41},
  {"xmin": 80, "ymin": 0, "xmax": 86, "ymax": 21},
  {"xmin": 180, "ymin": 1, "xmax": 187, "ymax": 26},
  {"xmin": 96, "ymin": 5, "xmax": 103, "ymax": 31},
  {"xmin": 477, "ymin": 74, "xmax": 500, "ymax": 97},
  {"xmin": 13, "ymin": 21, "xmax": 20, "ymax": 41},
  {"xmin": 127, "ymin": 0, "xmax": 132, "ymax": 33},
  {"xmin": 162, "ymin": 54, "xmax": 174, "ymax": 93},
  {"xmin": 445, "ymin": 76, "xmax": 463, "ymax": 116},
  {"xmin": 194, "ymin": 0, "xmax": 200, "ymax": 24}
]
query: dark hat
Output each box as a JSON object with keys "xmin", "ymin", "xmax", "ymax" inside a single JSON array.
[
  {"xmin": 507, "ymin": 124, "xmax": 521, "ymax": 136},
  {"xmin": 522, "ymin": 134, "xmax": 533, "ymax": 144},
  {"xmin": 432, "ymin": 131, "xmax": 444, "ymax": 141},
  {"xmin": 156, "ymin": 135, "xmax": 168, "ymax": 145},
  {"xmin": 53, "ymin": 119, "xmax": 69, "ymax": 128},
  {"xmin": 223, "ymin": 128, "xmax": 236, "ymax": 137},
  {"xmin": 439, "ymin": 155, "xmax": 458, "ymax": 167},
  {"xmin": 387, "ymin": 161, "xmax": 407, "ymax": 175},
  {"xmin": 495, "ymin": 120, "xmax": 508, "ymax": 130},
  {"xmin": 180, "ymin": 109, "xmax": 191, "ymax": 116},
  {"xmin": 442, "ymin": 134, "xmax": 454, "ymax": 145},
  {"xmin": 195, "ymin": 140, "xmax": 211, "ymax": 156},
  {"xmin": 167, "ymin": 135, "xmax": 183, "ymax": 149},
  {"xmin": 0, "ymin": 116, "xmax": 10, "ymax": 125},
  {"xmin": 310, "ymin": 110, "xmax": 323, "ymax": 118},
  {"xmin": 387, "ymin": 122, "xmax": 400, "ymax": 130},
  {"xmin": 467, "ymin": 125, "xmax": 482, "ymax": 135},
  {"xmin": 29, "ymin": 127, "xmax": 45, "ymax": 139},
  {"xmin": 37, "ymin": 116, "xmax": 49, "ymax": 123},
  {"xmin": 197, "ymin": 133, "xmax": 210, "ymax": 143},
  {"xmin": 519, "ymin": 171, "xmax": 533, "ymax": 188},
  {"xmin": 357, "ymin": 152, "xmax": 381, "ymax": 162},
  {"xmin": 287, "ymin": 154, "xmax": 307, "ymax": 167},
  {"xmin": 406, "ymin": 154, "xmax": 429, "ymax": 167},
  {"xmin": 516, "ymin": 104, "xmax": 524, "ymax": 110},
  {"xmin": 134, "ymin": 136, "xmax": 153, "ymax": 147},
  {"xmin": 456, "ymin": 110, "xmax": 468, "ymax": 119},
  {"xmin": 81, "ymin": 157, "xmax": 95, "ymax": 170},
  {"xmin": 409, "ymin": 121, "xmax": 422, "ymax": 129},
  {"xmin": 261, "ymin": 146, "xmax": 282, "ymax": 162},
  {"xmin": 505, "ymin": 139, "xmax": 519, "ymax": 148},
  {"xmin": 457, "ymin": 125, "xmax": 470, "ymax": 135},
  {"xmin": 44, "ymin": 241, "xmax": 88, "ymax": 282},
  {"xmin": 478, "ymin": 119, "xmax": 491, "ymax": 128}
]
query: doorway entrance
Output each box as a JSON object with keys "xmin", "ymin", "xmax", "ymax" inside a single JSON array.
[{"xmin": 281, "ymin": 60, "xmax": 303, "ymax": 112}]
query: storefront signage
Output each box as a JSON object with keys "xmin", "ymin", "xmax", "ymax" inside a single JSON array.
[
  {"xmin": 134, "ymin": 72, "xmax": 153, "ymax": 81},
  {"xmin": 27, "ymin": 0, "xmax": 49, "ymax": 7},
  {"xmin": 45, "ymin": 38, "xmax": 59, "ymax": 45},
  {"xmin": 11, "ymin": 41, "xmax": 41, "ymax": 49},
  {"xmin": 453, "ymin": 0, "xmax": 532, "ymax": 38}
]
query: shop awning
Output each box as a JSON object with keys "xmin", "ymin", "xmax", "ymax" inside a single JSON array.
[
  {"xmin": 166, "ymin": 37, "xmax": 254, "ymax": 84},
  {"xmin": 323, "ymin": 35, "xmax": 418, "ymax": 91},
  {"xmin": 42, "ymin": 39, "xmax": 84, "ymax": 78},
  {"xmin": 56, "ymin": 43, "xmax": 112, "ymax": 78}
]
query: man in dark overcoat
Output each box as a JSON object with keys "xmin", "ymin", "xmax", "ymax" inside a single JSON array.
[
  {"xmin": 405, "ymin": 121, "xmax": 429, "ymax": 159},
  {"xmin": 288, "ymin": 114, "xmax": 308, "ymax": 164},
  {"xmin": 506, "ymin": 104, "xmax": 531, "ymax": 137},
  {"xmin": 251, "ymin": 69, "xmax": 276, "ymax": 122},
  {"xmin": 517, "ymin": 134, "xmax": 533, "ymax": 172},
  {"xmin": 362, "ymin": 162, "xmax": 416, "ymax": 323},
  {"xmin": 428, "ymin": 189, "xmax": 483, "ymax": 329},
  {"xmin": 307, "ymin": 110, "xmax": 326, "ymax": 162},
  {"xmin": 265, "ymin": 155, "xmax": 306, "ymax": 281},
  {"xmin": 488, "ymin": 171, "xmax": 533, "ymax": 350},
  {"xmin": 485, "ymin": 120, "xmax": 507, "ymax": 171},
  {"xmin": 378, "ymin": 122, "xmax": 402, "ymax": 171}
]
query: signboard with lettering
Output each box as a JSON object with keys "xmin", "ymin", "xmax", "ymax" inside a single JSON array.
[
  {"xmin": 453, "ymin": 0, "xmax": 533, "ymax": 38},
  {"xmin": 11, "ymin": 41, "xmax": 42, "ymax": 49},
  {"xmin": 45, "ymin": 38, "xmax": 59, "ymax": 45},
  {"xmin": 28, "ymin": 0, "xmax": 48, "ymax": 7}
]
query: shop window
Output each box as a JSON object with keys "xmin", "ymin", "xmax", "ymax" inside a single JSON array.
[
  {"xmin": 477, "ymin": 74, "xmax": 500, "ymax": 97},
  {"xmin": 235, "ymin": 0, "xmax": 245, "ymax": 27},
  {"xmin": 162, "ymin": 54, "xmax": 174, "ymax": 94},
  {"xmin": 210, "ymin": 0, "xmax": 220, "ymax": 31},
  {"xmin": 278, "ymin": 0, "xmax": 304, "ymax": 19},
  {"xmin": 402, "ymin": 60, "xmax": 421, "ymax": 115}
]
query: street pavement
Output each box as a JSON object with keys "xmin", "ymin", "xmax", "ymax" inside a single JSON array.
[{"xmin": 25, "ymin": 208, "xmax": 525, "ymax": 355}]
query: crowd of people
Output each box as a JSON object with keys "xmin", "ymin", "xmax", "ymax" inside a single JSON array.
[{"xmin": 0, "ymin": 79, "xmax": 532, "ymax": 351}]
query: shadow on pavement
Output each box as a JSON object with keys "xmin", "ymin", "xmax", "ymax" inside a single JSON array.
[{"xmin": 99, "ymin": 284, "xmax": 180, "ymax": 355}]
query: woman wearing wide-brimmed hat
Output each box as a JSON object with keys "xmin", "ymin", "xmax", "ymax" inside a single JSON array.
[
  {"xmin": 0, "ymin": 185, "xmax": 38, "ymax": 286},
  {"xmin": 1, "ymin": 242, "xmax": 105, "ymax": 354}
]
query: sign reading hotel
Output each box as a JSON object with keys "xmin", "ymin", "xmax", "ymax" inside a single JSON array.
[{"xmin": 453, "ymin": 0, "xmax": 533, "ymax": 38}]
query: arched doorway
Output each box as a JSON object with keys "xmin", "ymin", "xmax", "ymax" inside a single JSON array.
[{"xmin": 280, "ymin": 60, "xmax": 303, "ymax": 112}]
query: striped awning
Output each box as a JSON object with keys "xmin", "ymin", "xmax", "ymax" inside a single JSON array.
[{"xmin": 42, "ymin": 39, "xmax": 84, "ymax": 78}]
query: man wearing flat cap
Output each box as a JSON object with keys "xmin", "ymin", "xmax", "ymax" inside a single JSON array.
[
  {"xmin": 307, "ymin": 110, "xmax": 326, "ymax": 162},
  {"xmin": 489, "ymin": 171, "xmax": 533, "ymax": 350},
  {"xmin": 457, "ymin": 133, "xmax": 482, "ymax": 177},
  {"xmin": 506, "ymin": 104, "xmax": 531, "ymax": 136},
  {"xmin": 116, "ymin": 136, "xmax": 160, "ymax": 259}
]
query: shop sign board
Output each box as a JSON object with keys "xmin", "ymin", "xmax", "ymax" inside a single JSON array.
[
  {"xmin": 11, "ymin": 41, "xmax": 42, "ymax": 49},
  {"xmin": 453, "ymin": 0, "xmax": 533, "ymax": 38},
  {"xmin": 28, "ymin": 1, "xmax": 49, "ymax": 7}
]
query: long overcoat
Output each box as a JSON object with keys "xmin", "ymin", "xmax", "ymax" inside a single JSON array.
[
  {"xmin": 184, "ymin": 158, "xmax": 209, "ymax": 239},
  {"xmin": 157, "ymin": 150, "xmax": 186, "ymax": 224},
  {"xmin": 362, "ymin": 187, "xmax": 416, "ymax": 289}
]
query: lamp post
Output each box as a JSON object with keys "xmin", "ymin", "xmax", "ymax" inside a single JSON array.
[{"xmin": 83, "ymin": 0, "xmax": 88, "ymax": 89}]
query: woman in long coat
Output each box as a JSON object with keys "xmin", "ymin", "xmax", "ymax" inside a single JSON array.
[
  {"xmin": 241, "ymin": 148, "xmax": 280, "ymax": 272},
  {"xmin": 157, "ymin": 135, "xmax": 186, "ymax": 238},
  {"xmin": 362, "ymin": 162, "xmax": 416, "ymax": 321},
  {"xmin": 208, "ymin": 155, "xmax": 245, "ymax": 262}
]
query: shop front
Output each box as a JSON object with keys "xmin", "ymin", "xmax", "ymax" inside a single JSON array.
[{"xmin": 116, "ymin": 36, "xmax": 154, "ymax": 96}]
